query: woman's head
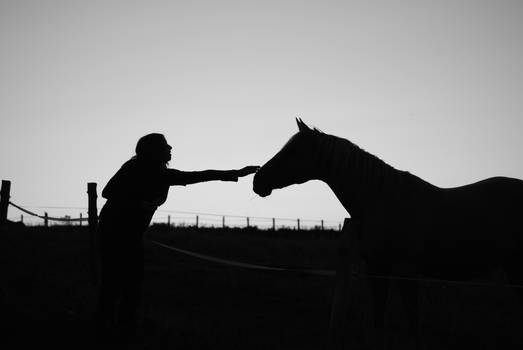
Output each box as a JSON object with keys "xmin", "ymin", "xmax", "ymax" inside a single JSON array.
[{"xmin": 134, "ymin": 133, "xmax": 172, "ymax": 166}]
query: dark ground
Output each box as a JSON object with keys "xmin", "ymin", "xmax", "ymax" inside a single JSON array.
[{"xmin": 1, "ymin": 225, "xmax": 522, "ymax": 349}]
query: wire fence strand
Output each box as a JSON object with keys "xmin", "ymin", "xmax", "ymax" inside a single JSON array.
[
  {"xmin": 9, "ymin": 201, "xmax": 88, "ymax": 222},
  {"xmin": 7, "ymin": 201, "xmax": 342, "ymax": 229}
]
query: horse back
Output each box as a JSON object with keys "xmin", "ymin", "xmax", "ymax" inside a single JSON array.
[
  {"xmin": 438, "ymin": 176, "xmax": 523, "ymax": 225},
  {"xmin": 420, "ymin": 176, "xmax": 522, "ymax": 276}
]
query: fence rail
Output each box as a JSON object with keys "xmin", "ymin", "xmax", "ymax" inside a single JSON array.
[{"xmin": 1, "ymin": 179, "xmax": 342, "ymax": 230}]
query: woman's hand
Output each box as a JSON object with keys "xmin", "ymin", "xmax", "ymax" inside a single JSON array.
[{"xmin": 237, "ymin": 165, "xmax": 260, "ymax": 177}]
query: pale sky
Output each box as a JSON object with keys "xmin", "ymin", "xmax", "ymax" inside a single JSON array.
[{"xmin": 1, "ymin": 0, "xmax": 522, "ymax": 227}]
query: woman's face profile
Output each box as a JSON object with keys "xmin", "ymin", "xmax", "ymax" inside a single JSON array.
[{"xmin": 161, "ymin": 137, "xmax": 173, "ymax": 163}]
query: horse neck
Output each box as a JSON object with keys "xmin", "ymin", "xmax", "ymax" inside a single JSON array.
[{"xmin": 316, "ymin": 134, "xmax": 414, "ymax": 219}]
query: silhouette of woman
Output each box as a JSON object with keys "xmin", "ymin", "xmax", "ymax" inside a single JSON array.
[{"xmin": 95, "ymin": 133, "xmax": 258, "ymax": 339}]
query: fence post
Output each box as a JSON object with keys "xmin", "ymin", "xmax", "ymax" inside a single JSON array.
[
  {"xmin": 196, "ymin": 215, "xmax": 199, "ymax": 228},
  {"xmin": 328, "ymin": 218, "xmax": 366, "ymax": 349},
  {"xmin": 79, "ymin": 213, "xmax": 82, "ymax": 226},
  {"xmin": 44, "ymin": 212, "xmax": 49, "ymax": 227},
  {"xmin": 222, "ymin": 216, "xmax": 225, "ymax": 228},
  {"xmin": 321, "ymin": 220, "xmax": 324, "ymax": 231},
  {"xmin": 297, "ymin": 218, "xmax": 300, "ymax": 230},
  {"xmin": 167, "ymin": 215, "xmax": 171, "ymax": 227},
  {"xmin": 20, "ymin": 214, "xmax": 23, "ymax": 223},
  {"xmin": 87, "ymin": 183, "xmax": 98, "ymax": 230},
  {"xmin": 0, "ymin": 180, "xmax": 11, "ymax": 225},
  {"xmin": 272, "ymin": 218, "xmax": 275, "ymax": 231},
  {"xmin": 87, "ymin": 183, "xmax": 98, "ymax": 286},
  {"xmin": 246, "ymin": 217, "xmax": 250, "ymax": 228}
]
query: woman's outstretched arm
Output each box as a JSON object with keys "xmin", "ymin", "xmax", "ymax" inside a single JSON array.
[{"xmin": 165, "ymin": 166, "xmax": 259, "ymax": 186}]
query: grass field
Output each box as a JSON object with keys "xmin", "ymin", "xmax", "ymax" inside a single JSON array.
[{"xmin": 1, "ymin": 224, "xmax": 522, "ymax": 349}]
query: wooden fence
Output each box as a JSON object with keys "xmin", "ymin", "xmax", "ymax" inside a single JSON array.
[
  {"xmin": 1, "ymin": 179, "xmax": 99, "ymax": 284},
  {"xmin": 1, "ymin": 180, "xmax": 342, "ymax": 231}
]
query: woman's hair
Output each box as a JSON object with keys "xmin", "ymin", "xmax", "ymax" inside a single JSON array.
[{"xmin": 133, "ymin": 133, "xmax": 168, "ymax": 167}]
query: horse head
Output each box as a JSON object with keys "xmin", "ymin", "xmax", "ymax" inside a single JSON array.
[{"xmin": 253, "ymin": 118, "xmax": 323, "ymax": 197}]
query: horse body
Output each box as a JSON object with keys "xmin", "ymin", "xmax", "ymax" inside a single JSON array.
[
  {"xmin": 253, "ymin": 119, "xmax": 523, "ymax": 348},
  {"xmin": 350, "ymin": 176, "xmax": 523, "ymax": 282},
  {"xmin": 314, "ymin": 131, "xmax": 523, "ymax": 281}
]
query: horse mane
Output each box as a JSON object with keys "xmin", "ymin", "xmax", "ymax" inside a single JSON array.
[{"xmin": 315, "ymin": 129, "xmax": 406, "ymax": 193}]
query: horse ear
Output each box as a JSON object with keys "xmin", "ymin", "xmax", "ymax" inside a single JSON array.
[{"xmin": 296, "ymin": 118, "xmax": 310, "ymax": 132}]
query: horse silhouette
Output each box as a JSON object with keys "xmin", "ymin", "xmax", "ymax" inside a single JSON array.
[{"xmin": 253, "ymin": 118, "xmax": 523, "ymax": 349}]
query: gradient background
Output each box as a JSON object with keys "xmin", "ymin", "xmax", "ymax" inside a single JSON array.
[{"xmin": 1, "ymin": 0, "xmax": 522, "ymax": 227}]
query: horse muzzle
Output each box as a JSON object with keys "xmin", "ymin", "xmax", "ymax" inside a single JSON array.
[
  {"xmin": 253, "ymin": 174, "xmax": 273, "ymax": 197},
  {"xmin": 255, "ymin": 187, "xmax": 272, "ymax": 197}
]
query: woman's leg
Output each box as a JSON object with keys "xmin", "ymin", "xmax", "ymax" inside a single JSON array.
[
  {"xmin": 117, "ymin": 240, "xmax": 145, "ymax": 334},
  {"xmin": 96, "ymin": 240, "xmax": 121, "ymax": 336}
]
